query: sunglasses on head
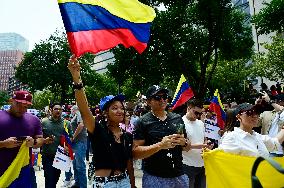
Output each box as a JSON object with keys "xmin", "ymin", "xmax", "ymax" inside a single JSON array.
[{"xmin": 152, "ymin": 94, "xmax": 168, "ymax": 101}]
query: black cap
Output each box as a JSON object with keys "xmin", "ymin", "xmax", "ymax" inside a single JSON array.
[
  {"xmin": 234, "ymin": 103, "xmax": 263, "ymax": 115},
  {"xmin": 146, "ymin": 85, "xmax": 169, "ymax": 99}
]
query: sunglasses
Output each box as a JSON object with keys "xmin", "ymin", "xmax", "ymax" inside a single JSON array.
[
  {"xmin": 53, "ymin": 108, "xmax": 62, "ymax": 111},
  {"xmin": 241, "ymin": 110, "xmax": 259, "ymax": 117},
  {"xmin": 152, "ymin": 94, "xmax": 168, "ymax": 101},
  {"xmin": 193, "ymin": 110, "xmax": 202, "ymax": 116}
]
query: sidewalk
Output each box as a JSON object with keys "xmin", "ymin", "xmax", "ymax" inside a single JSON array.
[{"xmin": 34, "ymin": 166, "xmax": 143, "ymax": 188}]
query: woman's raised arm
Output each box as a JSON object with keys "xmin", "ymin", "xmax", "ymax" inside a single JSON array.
[{"xmin": 68, "ymin": 56, "xmax": 95, "ymax": 133}]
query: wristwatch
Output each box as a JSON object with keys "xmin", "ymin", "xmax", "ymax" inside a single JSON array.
[{"xmin": 72, "ymin": 82, "xmax": 84, "ymax": 90}]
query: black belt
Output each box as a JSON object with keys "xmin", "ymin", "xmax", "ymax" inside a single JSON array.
[{"xmin": 95, "ymin": 172, "xmax": 127, "ymax": 183}]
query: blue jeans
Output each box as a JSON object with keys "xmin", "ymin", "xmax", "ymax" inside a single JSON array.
[
  {"xmin": 94, "ymin": 176, "xmax": 130, "ymax": 188},
  {"xmin": 73, "ymin": 140, "xmax": 87, "ymax": 188},
  {"xmin": 142, "ymin": 172, "xmax": 189, "ymax": 188},
  {"xmin": 42, "ymin": 155, "xmax": 61, "ymax": 188},
  {"xmin": 65, "ymin": 167, "xmax": 73, "ymax": 181},
  {"xmin": 30, "ymin": 167, "xmax": 37, "ymax": 188}
]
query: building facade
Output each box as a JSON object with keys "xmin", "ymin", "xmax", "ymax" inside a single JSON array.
[
  {"xmin": 0, "ymin": 50, "xmax": 24, "ymax": 92},
  {"xmin": 0, "ymin": 33, "xmax": 29, "ymax": 52}
]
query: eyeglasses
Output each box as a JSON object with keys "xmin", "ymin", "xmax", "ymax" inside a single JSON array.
[
  {"xmin": 53, "ymin": 108, "xmax": 62, "ymax": 111},
  {"xmin": 241, "ymin": 110, "xmax": 259, "ymax": 117},
  {"xmin": 152, "ymin": 94, "xmax": 168, "ymax": 101}
]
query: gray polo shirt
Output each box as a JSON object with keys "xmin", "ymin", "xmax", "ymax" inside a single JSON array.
[{"xmin": 71, "ymin": 112, "xmax": 87, "ymax": 142}]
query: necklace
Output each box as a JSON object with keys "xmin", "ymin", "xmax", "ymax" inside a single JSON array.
[
  {"xmin": 151, "ymin": 111, "xmax": 167, "ymax": 121},
  {"xmin": 113, "ymin": 132, "xmax": 122, "ymax": 143}
]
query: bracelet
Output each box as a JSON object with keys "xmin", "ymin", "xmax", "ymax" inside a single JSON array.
[{"xmin": 72, "ymin": 82, "xmax": 84, "ymax": 90}]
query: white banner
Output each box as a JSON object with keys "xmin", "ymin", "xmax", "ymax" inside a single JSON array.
[
  {"xmin": 204, "ymin": 118, "xmax": 220, "ymax": 141},
  {"xmin": 52, "ymin": 146, "xmax": 72, "ymax": 171}
]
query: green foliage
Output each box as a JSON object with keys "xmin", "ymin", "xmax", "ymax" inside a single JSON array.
[
  {"xmin": 84, "ymin": 74, "xmax": 117, "ymax": 106},
  {"xmin": 0, "ymin": 91, "xmax": 10, "ymax": 107},
  {"xmin": 252, "ymin": 0, "xmax": 284, "ymax": 35},
  {"xmin": 32, "ymin": 90, "xmax": 55, "ymax": 110},
  {"xmin": 251, "ymin": 36, "xmax": 284, "ymax": 82},
  {"xmin": 211, "ymin": 59, "xmax": 252, "ymax": 101},
  {"xmin": 108, "ymin": 0, "xmax": 254, "ymax": 99},
  {"xmin": 15, "ymin": 30, "xmax": 97, "ymax": 104}
]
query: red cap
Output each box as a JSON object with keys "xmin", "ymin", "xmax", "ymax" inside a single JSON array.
[{"xmin": 12, "ymin": 90, "xmax": 32, "ymax": 105}]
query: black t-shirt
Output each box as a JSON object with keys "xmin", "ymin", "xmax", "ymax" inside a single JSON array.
[
  {"xmin": 89, "ymin": 122, "xmax": 133, "ymax": 171},
  {"xmin": 134, "ymin": 112, "xmax": 186, "ymax": 178}
]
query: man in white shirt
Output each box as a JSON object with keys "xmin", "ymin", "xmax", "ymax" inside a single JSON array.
[
  {"xmin": 182, "ymin": 99, "xmax": 211, "ymax": 188},
  {"xmin": 258, "ymin": 92, "xmax": 284, "ymax": 156}
]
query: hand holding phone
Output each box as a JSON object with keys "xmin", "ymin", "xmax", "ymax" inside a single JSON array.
[
  {"xmin": 44, "ymin": 135, "xmax": 55, "ymax": 144},
  {"xmin": 176, "ymin": 123, "xmax": 185, "ymax": 134},
  {"xmin": 16, "ymin": 136, "xmax": 27, "ymax": 142}
]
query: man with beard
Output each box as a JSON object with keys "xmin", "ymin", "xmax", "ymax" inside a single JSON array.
[{"xmin": 41, "ymin": 103, "xmax": 73, "ymax": 188}]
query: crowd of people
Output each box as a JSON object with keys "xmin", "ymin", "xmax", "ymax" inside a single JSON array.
[{"xmin": 1, "ymin": 56, "xmax": 284, "ymax": 188}]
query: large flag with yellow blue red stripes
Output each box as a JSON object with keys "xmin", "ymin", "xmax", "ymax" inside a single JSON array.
[
  {"xmin": 203, "ymin": 149, "xmax": 284, "ymax": 188},
  {"xmin": 0, "ymin": 142, "xmax": 32, "ymax": 188},
  {"xmin": 57, "ymin": 0, "xmax": 156, "ymax": 57}
]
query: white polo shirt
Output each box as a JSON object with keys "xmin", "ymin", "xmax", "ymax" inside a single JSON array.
[
  {"xmin": 219, "ymin": 127, "xmax": 282, "ymax": 157},
  {"xmin": 182, "ymin": 116, "xmax": 205, "ymax": 167}
]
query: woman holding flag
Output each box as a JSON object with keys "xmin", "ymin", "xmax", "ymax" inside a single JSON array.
[{"xmin": 68, "ymin": 56, "xmax": 135, "ymax": 188}]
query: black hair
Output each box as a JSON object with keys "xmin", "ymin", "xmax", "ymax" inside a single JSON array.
[
  {"xmin": 186, "ymin": 99, "xmax": 203, "ymax": 109},
  {"xmin": 49, "ymin": 103, "xmax": 61, "ymax": 110},
  {"xmin": 103, "ymin": 99, "xmax": 125, "ymax": 112}
]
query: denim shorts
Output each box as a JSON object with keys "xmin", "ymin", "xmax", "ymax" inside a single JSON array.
[
  {"xmin": 92, "ymin": 175, "xmax": 130, "ymax": 188},
  {"xmin": 142, "ymin": 171, "xmax": 189, "ymax": 188}
]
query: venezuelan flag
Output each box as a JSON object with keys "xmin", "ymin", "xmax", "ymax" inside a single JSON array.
[
  {"xmin": 171, "ymin": 74, "xmax": 194, "ymax": 110},
  {"xmin": 60, "ymin": 132, "xmax": 74, "ymax": 160},
  {"xmin": 61, "ymin": 120, "xmax": 74, "ymax": 160},
  {"xmin": 0, "ymin": 142, "xmax": 32, "ymax": 188},
  {"xmin": 203, "ymin": 150, "xmax": 284, "ymax": 188},
  {"xmin": 209, "ymin": 89, "xmax": 226, "ymax": 129},
  {"xmin": 57, "ymin": 0, "xmax": 156, "ymax": 57}
]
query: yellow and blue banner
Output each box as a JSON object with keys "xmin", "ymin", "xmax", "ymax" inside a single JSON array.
[
  {"xmin": 0, "ymin": 142, "xmax": 31, "ymax": 188},
  {"xmin": 171, "ymin": 74, "xmax": 194, "ymax": 110},
  {"xmin": 203, "ymin": 149, "xmax": 284, "ymax": 188},
  {"xmin": 57, "ymin": 0, "xmax": 156, "ymax": 57},
  {"xmin": 209, "ymin": 89, "xmax": 226, "ymax": 129}
]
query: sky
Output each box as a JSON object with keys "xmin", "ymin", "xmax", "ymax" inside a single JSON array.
[{"xmin": 0, "ymin": 0, "xmax": 64, "ymax": 51}]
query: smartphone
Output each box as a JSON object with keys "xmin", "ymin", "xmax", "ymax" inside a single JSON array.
[
  {"xmin": 17, "ymin": 136, "xmax": 27, "ymax": 141},
  {"xmin": 176, "ymin": 123, "xmax": 185, "ymax": 134}
]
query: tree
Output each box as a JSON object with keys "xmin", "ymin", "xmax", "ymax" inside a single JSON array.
[
  {"xmin": 15, "ymin": 30, "xmax": 97, "ymax": 103},
  {"xmin": 108, "ymin": 0, "xmax": 254, "ymax": 99},
  {"xmin": 251, "ymin": 36, "xmax": 284, "ymax": 82},
  {"xmin": 252, "ymin": 0, "xmax": 284, "ymax": 35},
  {"xmin": 0, "ymin": 91, "xmax": 10, "ymax": 107},
  {"xmin": 32, "ymin": 90, "xmax": 55, "ymax": 110},
  {"xmin": 211, "ymin": 59, "xmax": 253, "ymax": 102}
]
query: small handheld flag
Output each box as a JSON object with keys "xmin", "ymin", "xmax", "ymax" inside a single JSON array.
[
  {"xmin": 209, "ymin": 89, "xmax": 226, "ymax": 129},
  {"xmin": 171, "ymin": 74, "xmax": 194, "ymax": 110},
  {"xmin": 57, "ymin": 0, "xmax": 156, "ymax": 57}
]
